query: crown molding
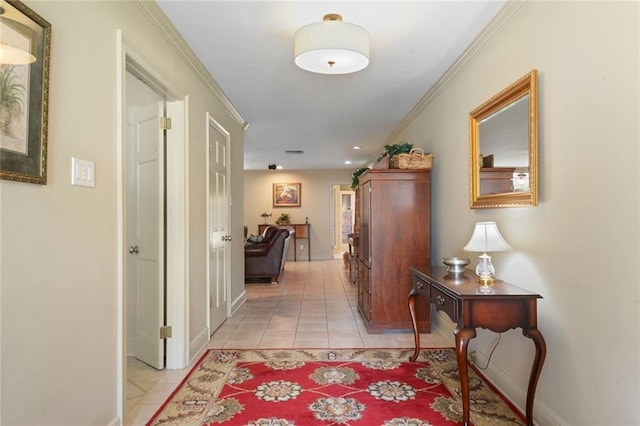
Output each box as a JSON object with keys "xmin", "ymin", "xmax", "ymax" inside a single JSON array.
[
  {"xmin": 385, "ymin": 0, "xmax": 525, "ymax": 144},
  {"xmin": 135, "ymin": 0, "xmax": 249, "ymax": 130}
]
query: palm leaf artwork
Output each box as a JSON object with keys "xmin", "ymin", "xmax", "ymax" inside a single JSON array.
[{"xmin": 0, "ymin": 65, "xmax": 27, "ymax": 136}]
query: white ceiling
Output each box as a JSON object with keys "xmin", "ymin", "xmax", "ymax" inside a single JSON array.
[{"xmin": 156, "ymin": 1, "xmax": 507, "ymax": 171}]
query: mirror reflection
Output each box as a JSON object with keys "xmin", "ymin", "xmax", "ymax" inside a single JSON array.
[
  {"xmin": 479, "ymin": 95, "xmax": 529, "ymax": 194},
  {"xmin": 470, "ymin": 70, "xmax": 538, "ymax": 208}
]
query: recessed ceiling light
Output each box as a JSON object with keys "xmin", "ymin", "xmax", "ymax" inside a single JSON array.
[
  {"xmin": 345, "ymin": 160, "xmax": 352, "ymax": 165},
  {"xmin": 352, "ymin": 146, "xmax": 361, "ymax": 150}
]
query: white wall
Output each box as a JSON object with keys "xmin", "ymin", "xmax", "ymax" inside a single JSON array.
[
  {"xmin": 392, "ymin": 2, "xmax": 639, "ymax": 425},
  {"xmin": 244, "ymin": 170, "xmax": 350, "ymax": 260},
  {"xmin": 0, "ymin": 1, "xmax": 245, "ymax": 424}
]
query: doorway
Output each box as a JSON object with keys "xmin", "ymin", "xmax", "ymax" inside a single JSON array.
[
  {"xmin": 125, "ymin": 72, "xmax": 165, "ymax": 370},
  {"xmin": 332, "ymin": 184, "xmax": 355, "ymax": 258},
  {"xmin": 118, "ymin": 40, "xmax": 189, "ymax": 419}
]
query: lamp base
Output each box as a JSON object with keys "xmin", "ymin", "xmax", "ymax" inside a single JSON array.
[
  {"xmin": 477, "ymin": 275, "xmax": 494, "ymax": 294},
  {"xmin": 476, "ymin": 285, "xmax": 495, "ymax": 294},
  {"xmin": 477, "ymin": 276, "xmax": 494, "ymax": 284}
]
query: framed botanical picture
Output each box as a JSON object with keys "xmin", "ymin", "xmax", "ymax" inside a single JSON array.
[
  {"xmin": 273, "ymin": 182, "xmax": 301, "ymax": 207},
  {"xmin": 0, "ymin": 0, "xmax": 51, "ymax": 184}
]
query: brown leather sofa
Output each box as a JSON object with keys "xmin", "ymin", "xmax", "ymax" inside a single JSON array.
[{"xmin": 245, "ymin": 226, "xmax": 291, "ymax": 283}]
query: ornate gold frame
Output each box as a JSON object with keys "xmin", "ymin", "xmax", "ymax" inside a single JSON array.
[
  {"xmin": 0, "ymin": 0, "xmax": 51, "ymax": 184},
  {"xmin": 469, "ymin": 70, "xmax": 538, "ymax": 208},
  {"xmin": 273, "ymin": 182, "xmax": 301, "ymax": 207}
]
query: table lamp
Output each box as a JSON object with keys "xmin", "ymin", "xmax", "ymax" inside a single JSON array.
[{"xmin": 463, "ymin": 221, "xmax": 512, "ymax": 292}]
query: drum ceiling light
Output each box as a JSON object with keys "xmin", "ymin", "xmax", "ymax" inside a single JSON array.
[{"xmin": 294, "ymin": 14, "xmax": 369, "ymax": 75}]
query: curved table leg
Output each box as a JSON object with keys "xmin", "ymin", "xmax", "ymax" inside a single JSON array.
[
  {"xmin": 408, "ymin": 288, "xmax": 421, "ymax": 362},
  {"xmin": 523, "ymin": 327, "xmax": 546, "ymax": 425},
  {"xmin": 455, "ymin": 327, "xmax": 476, "ymax": 426}
]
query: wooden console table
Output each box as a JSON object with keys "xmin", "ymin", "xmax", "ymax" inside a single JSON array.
[
  {"xmin": 258, "ymin": 223, "xmax": 310, "ymax": 261},
  {"xmin": 408, "ymin": 266, "xmax": 546, "ymax": 426}
]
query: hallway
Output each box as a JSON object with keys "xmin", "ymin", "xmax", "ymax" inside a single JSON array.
[{"xmin": 124, "ymin": 259, "xmax": 451, "ymax": 424}]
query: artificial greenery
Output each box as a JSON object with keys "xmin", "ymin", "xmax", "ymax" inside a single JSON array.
[
  {"xmin": 350, "ymin": 167, "xmax": 369, "ymax": 190},
  {"xmin": 350, "ymin": 142, "xmax": 415, "ymax": 190},
  {"xmin": 376, "ymin": 142, "xmax": 414, "ymax": 162},
  {"xmin": 276, "ymin": 213, "xmax": 291, "ymax": 224}
]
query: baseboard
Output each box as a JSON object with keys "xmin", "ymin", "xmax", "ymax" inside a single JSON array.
[
  {"xmin": 107, "ymin": 416, "xmax": 121, "ymax": 426},
  {"xmin": 471, "ymin": 351, "xmax": 560, "ymax": 426},
  {"xmin": 431, "ymin": 311, "xmax": 457, "ymax": 345},
  {"xmin": 127, "ymin": 339, "xmax": 134, "ymax": 357},
  {"xmin": 189, "ymin": 327, "xmax": 210, "ymax": 364},
  {"xmin": 431, "ymin": 311, "xmax": 560, "ymax": 425},
  {"xmin": 187, "ymin": 291, "xmax": 247, "ymax": 364},
  {"xmin": 231, "ymin": 289, "xmax": 247, "ymax": 315}
]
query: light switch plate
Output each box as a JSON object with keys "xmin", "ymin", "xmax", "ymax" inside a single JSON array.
[{"xmin": 71, "ymin": 157, "xmax": 95, "ymax": 187}]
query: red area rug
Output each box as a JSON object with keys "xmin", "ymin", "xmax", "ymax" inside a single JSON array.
[{"xmin": 147, "ymin": 348, "xmax": 524, "ymax": 425}]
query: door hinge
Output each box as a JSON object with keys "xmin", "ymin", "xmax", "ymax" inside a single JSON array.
[
  {"xmin": 160, "ymin": 117, "xmax": 172, "ymax": 130},
  {"xmin": 160, "ymin": 325, "xmax": 172, "ymax": 339}
]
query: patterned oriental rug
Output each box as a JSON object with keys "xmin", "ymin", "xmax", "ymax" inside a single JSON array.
[{"xmin": 147, "ymin": 348, "xmax": 525, "ymax": 426}]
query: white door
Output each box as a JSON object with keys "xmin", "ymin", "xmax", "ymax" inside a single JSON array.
[
  {"xmin": 333, "ymin": 185, "xmax": 355, "ymax": 257},
  {"xmin": 338, "ymin": 190, "xmax": 355, "ymax": 253},
  {"xmin": 128, "ymin": 99, "xmax": 165, "ymax": 369},
  {"xmin": 207, "ymin": 115, "xmax": 231, "ymax": 334}
]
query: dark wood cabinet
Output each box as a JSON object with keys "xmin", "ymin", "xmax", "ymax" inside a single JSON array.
[
  {"xmin": 356, "ymin": 169, "xmax": 431, "ymax": 333},
  {"xmin": 479, "ymin": 167, "xmax": 515, "ymax": 194}
]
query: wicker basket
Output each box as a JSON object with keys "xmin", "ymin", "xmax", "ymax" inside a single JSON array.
[{"xmin": 390, "ymin": 148, "xmax": 433, "ymax": 169}]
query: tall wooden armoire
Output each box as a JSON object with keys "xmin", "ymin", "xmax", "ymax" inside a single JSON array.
[{"xmin": 357, "ymin": 168, "xmax": 431, "ymax": 333}]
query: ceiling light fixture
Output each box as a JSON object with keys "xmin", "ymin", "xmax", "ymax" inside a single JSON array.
[{"xmin": 294, "ymin": 13, "xmax": 369, "ymax": 75}]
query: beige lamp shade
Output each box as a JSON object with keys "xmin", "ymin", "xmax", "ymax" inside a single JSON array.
[
  {"xmin": 463, "ymin": 222, "xmax": 512, "ymax": 253},
  {"xmin": 0, "ymin": 42, "xmax": 35, "ymax": 64},
  {"xmin": 294, "ymin": 14, "xmax": 369, "ymax": 75},
  {"xmin": 0, "ymin": 11, "xmax": 37, "ymax": 64}
]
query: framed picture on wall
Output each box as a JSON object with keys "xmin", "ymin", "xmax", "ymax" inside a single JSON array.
[
  {"xmin": 0, "ymin": 0, "xmax": 51, "ymax": 184},
  {"xmin": 273, "ymin": 182, "xmax": 301, "ymax": 207}
]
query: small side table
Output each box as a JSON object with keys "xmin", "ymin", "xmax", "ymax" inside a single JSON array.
[{"xmin": 408, "ymin": 266, "xmax": 546, "ymax": 426}]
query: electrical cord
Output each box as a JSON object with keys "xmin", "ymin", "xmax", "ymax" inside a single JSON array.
[{"xmin": 475, "ymin": 333, "xmax": 502, "ymax": 370}]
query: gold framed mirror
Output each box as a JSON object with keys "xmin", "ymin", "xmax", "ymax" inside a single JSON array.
[{"xmin": 469, "ymin": 70, "xmax": 538, "ymax": 208}]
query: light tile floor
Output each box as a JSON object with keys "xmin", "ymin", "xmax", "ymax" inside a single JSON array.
[{"xmin": 124, "ymin": 259, "xmax": 452, "ymax": 425}]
